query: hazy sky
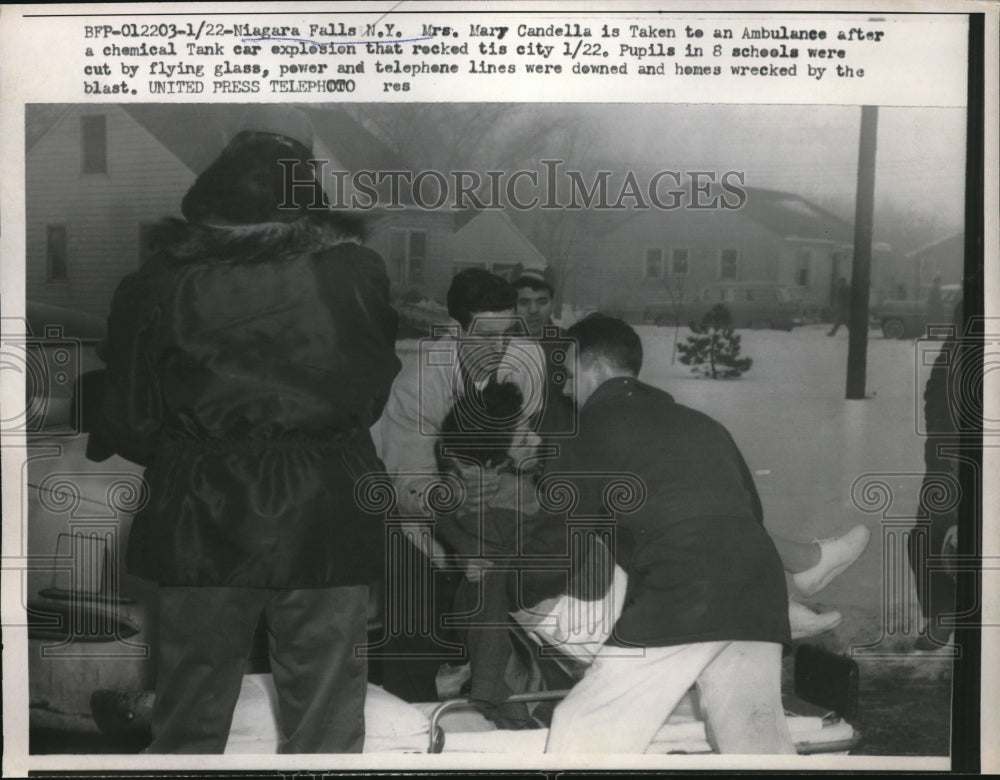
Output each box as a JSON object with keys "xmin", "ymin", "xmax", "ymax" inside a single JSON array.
[{"xmin": 576, "ymin": 104, "xmax": 967, "ymax": 231}]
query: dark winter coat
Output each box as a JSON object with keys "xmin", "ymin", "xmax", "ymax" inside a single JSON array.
[
  {"xmin": 911, "ymin": 295, "xmax": 968, "ymax": 618},
  {"xmin": 836, "ymin": 282, "xmax": 852, "ymax": 314},
  {"xmin": 528, "ymin": 377, "xmax": 790, "ymax": 648},
  {"xmin": 101, "ymin": 215, "xmax": 401, "ymax": 588}
]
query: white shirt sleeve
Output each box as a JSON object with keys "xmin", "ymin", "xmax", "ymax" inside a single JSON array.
[{"xmin": 380, "ymin": 339, "xmax": 457, "ymax": 515}]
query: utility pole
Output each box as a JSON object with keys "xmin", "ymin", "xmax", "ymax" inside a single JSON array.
[{"xmin": 846, "ymin": 105, "xmax": 878, "ymax": 399}]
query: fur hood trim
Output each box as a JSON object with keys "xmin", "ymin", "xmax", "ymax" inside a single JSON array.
[{"xmin": 145, "ymin": 213, "xmax": 365, "ymax": 267}]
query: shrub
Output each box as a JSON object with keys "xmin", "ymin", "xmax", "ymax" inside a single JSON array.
[{"xmin": 676, "ymin": 304, "xmax": 753, "ymax": 379}]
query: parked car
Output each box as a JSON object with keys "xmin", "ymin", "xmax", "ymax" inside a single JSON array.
[
  {"xmin": 15, "ymin": 302, "xmax": 157, "ymax": 733},
  {"xmin": 872, "ymin": 284, "xmax": 961, "ymax": 339},
  {"xmin": 784, "ymin": 285, "xmax": 827, "ymax": 325},
  {"xmin": 18, "ymin": 302, "xmax": 385, "ymax": 736},
  {"xmin": 643, "ymin": 282, "xmax": 799, "ymax": 330}
]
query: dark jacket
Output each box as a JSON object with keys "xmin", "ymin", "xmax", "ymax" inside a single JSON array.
[
  {"xmin": 528, "ymin": 377, "xmax": 790, "ymax": 648},
  {"xmin": 101, "ymin": 215, "xmax": 401, "ymax": 588},
  {"xmin": 534, "ymin": 327, "xmax": 576, "ymax": 438},
  {"xmin": 836, "ymin": 282, "xmax": 851, "ymax": 313}
]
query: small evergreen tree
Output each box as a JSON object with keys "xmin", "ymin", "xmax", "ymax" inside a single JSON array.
[{"xmin": 677, "ymin": 304, "xmax": 753, "ymax": 379}]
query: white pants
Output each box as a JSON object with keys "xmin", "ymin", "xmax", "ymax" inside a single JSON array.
[{"xmin": 545, "ymin": 640, "xmax": 795, "ymax": 754}]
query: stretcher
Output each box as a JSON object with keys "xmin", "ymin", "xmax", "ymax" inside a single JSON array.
[
  {"xmin": 216, "ymin": 620, "xmax": 861, "ymax": 755},
  {"xmin": 218, "ymin": 669, "xmax": 859, "ymax": 755},
  {"xmin": 419, "ymin": 624, "xmax": 860, "ymax": 755},
  {"xmin": 90, "ymin": 565, "xmax": 860, "ymax": 756},
  {"xmin": 92, "ymin": 618, "xmax": 860, "ymax": 755}
]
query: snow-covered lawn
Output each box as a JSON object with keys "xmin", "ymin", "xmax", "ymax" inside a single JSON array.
[{"xmin": 639, "ymin": 323, "xmax": 942, "ymax": 648}]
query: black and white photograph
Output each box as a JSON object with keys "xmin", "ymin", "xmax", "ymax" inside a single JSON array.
[{"xmin": 1, "ymin": 3, "xmax": 995, "ymax": 776}]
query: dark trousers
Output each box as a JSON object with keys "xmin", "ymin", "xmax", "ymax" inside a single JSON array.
[
  {"xmin": 909, "ymin": 476, "xmax": 957, "ymax": 642},
  {"xmin": 149, "ymin": 584, "xmax": 369, "ymax": 754},
  {"xmin": 453, "ymin": 570, "xmax": 532, "ymax": 728},
  {"xmin": 827, "ymin": 315, "xmax": 849, "ymax": 335},
  {"xmin": 376, "ymin": 541, "xmax": 464, "ymax": 703}
]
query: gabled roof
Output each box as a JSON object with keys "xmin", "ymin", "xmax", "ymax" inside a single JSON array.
[
  {"xmin": 25, "ymin": 104, "xmax": 73, "ymax": 151},
  {"xmin": 454, "ymin": 207, "xmax": 480, "ymax": 232},
  {"xmin": 739, "ymin": 187, "xmax": 854, "ymax": 244},
  {"xmin": 121, "ymin": 104, "xmax": 236, "ymax": 174},
  {"xmin": 453, "ymin": 208, "xmax": 548, "ymax": 270},
  {"xmin": 905, "ymin": 231, "xmax": 964, "ymax": 259},
  {"xmin": 28, "ymin": 104, "xmax": 409, "ymax": 179},
  {"xmin": 305, "ymin": 108, "xmax": 408, "ymax": 172}
]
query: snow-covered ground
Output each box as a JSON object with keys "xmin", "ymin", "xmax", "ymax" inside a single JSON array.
[
  {"xmin": 639, "ymin": 323, "xmax": 942, "ymax": 652},
  {"xmin": 386, "ymin": 323, "xmax": 948, "ymax": 654}
]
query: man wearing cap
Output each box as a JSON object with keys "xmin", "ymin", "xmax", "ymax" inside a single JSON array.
[
  {"xmin": 100, "ymin": 108, "xmax": 401, "ymax": 753},
  {"xmin": 513, "ymin": 269, "xmax": 556, "ymax": 340},
  {"xmin": 513, "ymin": 270, "xmax": 575, "ymax": 439}
]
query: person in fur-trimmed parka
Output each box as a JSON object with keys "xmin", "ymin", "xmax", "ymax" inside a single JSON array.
[{"xmin": 100, "ymin": 114, "xmax": 401, "ymax": 753}]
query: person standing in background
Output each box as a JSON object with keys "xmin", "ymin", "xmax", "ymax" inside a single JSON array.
[
  {"xmin": 513, "ymin": 270, "xmax": 576, "ymax": 441},
  {"xmin": 827, "ymin": 277, "xmax": 851, "ymax": 336},
  {"xmin": 909, "ymin": 293, "xmax": 967, "ymax": 651}
]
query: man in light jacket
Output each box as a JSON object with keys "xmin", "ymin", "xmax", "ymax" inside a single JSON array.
[{"xmin": 380, "ymin": 269, "xmax": 545, "ymax": 516}]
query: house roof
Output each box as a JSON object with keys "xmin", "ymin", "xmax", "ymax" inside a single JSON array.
[
  {"xmin": 905, "ymin": 231, "xmax": 964, "ymax": 259},
  {"xmin": 25, "ymin": 104, "xmax": 74, "ymax": 152},
  {"xmin": 28, "ymin": 104, "xmax": 409, "ymax": 179},
  {"xmin": 454, "ymin": 207, "xmax": 480, "ymax": 232},
  {"xmin": 739, "ymin": 187, "xmax": 854, "ymax": 244},
  {"xmin": 453, "ymin": 209, "xmax": 548, "ymax": 270},
  {"xmin": 122, "ymin": 104, "xmax": 237, "ymax": 174},
  {"xmin": 305, "ymin": 108, "xmax": 408, "ymax": 172}
]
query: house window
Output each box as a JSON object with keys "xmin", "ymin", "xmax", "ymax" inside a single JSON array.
[
  {"xmin": 81, "ymin": 115, "xmax": 107, "ymax": 174},
  {"xmin": 796, "ymin": 249, "xmax": 812, "ymax": 286},
  {"xmin": 46, "ymin": 225, "xmax": 68, "ymax": 282},
  {"xmin": 644, "ymin": 249, "xmax": 663, "ymax": 280},
  {"xmin": 670, "ymin": 248, "xmax": 690, "ymax": 276},
  {"xmin": 387, "ymin": 229, "xmax": 427, "ymax": 287},
  {"xmin": 718, "ymin": 249, "xmax": 739, "ymax": 280}
]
